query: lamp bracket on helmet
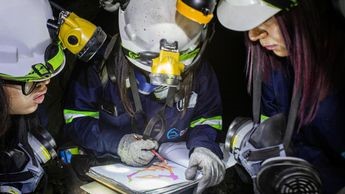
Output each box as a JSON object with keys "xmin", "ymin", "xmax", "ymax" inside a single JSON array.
[
  {"xmin": 160, "ymin": 39, "xmax": 178, "ymax": 52},
  {"xmin": 99, "ymin": 0, "xmax": 130, "ymax": 10}
]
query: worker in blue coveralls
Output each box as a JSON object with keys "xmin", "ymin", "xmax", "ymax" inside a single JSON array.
[
  {"xmin": 216, "ymin": 0, "xmax": 345, "ymax": 193},
  {"xmin": 63, "ymin": 0, "xmax": 226, "ymax": 193}
]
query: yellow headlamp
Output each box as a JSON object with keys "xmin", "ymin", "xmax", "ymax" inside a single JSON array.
[
  {"xmin": 150, "ymin": 49, "xmax": 185, "ymax": 87},
  {"xmin": 57, "ymin": 11, "xmax": 107, "ymax": 61}
]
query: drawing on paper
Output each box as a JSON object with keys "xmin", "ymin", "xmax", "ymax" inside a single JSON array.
[{"xmin": 127, "ymin": 161, "xmax": 179, "ymax": 182}]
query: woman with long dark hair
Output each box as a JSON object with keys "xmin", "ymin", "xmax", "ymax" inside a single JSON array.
[
  {"xmin": 0, "ymin": 0, "xmax": 66, "ymax": 193},
  {"xmin": 217, "ymin": 0, "xmax": 345, "ymax": 193}
]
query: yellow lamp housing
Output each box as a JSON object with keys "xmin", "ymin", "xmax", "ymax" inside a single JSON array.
[
  {"xmin": 58, "ymin": 11, "xmax": 107, "ymax": 61},
  {"xmin": 150, "ymin": 49, "xmax": 185, "ymax": 87},
  {"xmin": 176, "ymin": 0, "xmax": 216, "ymax": 24}
]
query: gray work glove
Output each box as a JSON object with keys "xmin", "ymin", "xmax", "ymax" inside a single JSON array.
[
  {"xmin": 185, "ymin": 147, "xmax": 226, "ymax": 194},
  {"xmin": 117, "ymin": 133, "xmax": 159, "ymax": 166}
]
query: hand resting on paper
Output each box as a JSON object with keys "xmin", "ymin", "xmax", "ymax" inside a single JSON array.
[
  {"xmin": 185, "ymin": 147, "xmax": 226, "ymax": 194},
  {"xmin": 117, "ymin": 133, "xmax": 159, "ymax": 166}
]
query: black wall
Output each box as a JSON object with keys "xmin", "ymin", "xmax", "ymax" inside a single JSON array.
[{"xmin": 208, "ymin": 16, "xmax": 252, "ymax": 141}]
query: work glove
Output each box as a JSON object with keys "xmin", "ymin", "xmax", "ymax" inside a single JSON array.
[
  {"xmin": 185, "ymin": 147, "xmax": 226, "ymax": 194},
  {"xmin": 117, "ymin": 133, "xmax": 158, "ymax": 166}
]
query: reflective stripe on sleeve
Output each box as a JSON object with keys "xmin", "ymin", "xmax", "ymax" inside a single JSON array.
[
  {"xmin": 64, "ymin": 109, "xmax": 99, "ymax": 124},
  {"xmin": 0, "ymin": 186, "xmax": 21, "ymax": 194},
  {"xmin": 190, "ymin": 116, "xmax": 222, "ymax": 130}
]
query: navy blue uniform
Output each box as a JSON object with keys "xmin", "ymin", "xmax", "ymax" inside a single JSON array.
[
  {"xmin": 261, "ymin": 66, "xmax": 345, "ymax": 194},
  {"xmin": 63, "ymin": 61, "xmax": 223, "ymax": 159}
]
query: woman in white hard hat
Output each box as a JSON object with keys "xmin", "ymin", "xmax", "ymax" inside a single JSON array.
[
  {"xmin": 0, "ymin": 0, "xmax": 66, "ymax": 193},
  {"xmin": 217, "ymin": 0, "xmax": 345, "ymax": 193},
  {"xmin": 63, "ymin": 0, "xmax": 226, "ymax": 193}
]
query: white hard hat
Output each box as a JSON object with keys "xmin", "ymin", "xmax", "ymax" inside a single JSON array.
[
  {"xmin": 217, "ymin": 0, "xmax": 297, "ymax": 31},
  {"xmin": 0, "ymin": 0, "xmax": 65, "ymax": 82},
  {"xmin": 119, "ymin": 0, "xmax": 204, "ymax": 72}
]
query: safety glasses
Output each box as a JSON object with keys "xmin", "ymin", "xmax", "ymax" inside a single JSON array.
[{"xmin": 1, "ymin": 79, "xmax": 40, "ymax": 96}]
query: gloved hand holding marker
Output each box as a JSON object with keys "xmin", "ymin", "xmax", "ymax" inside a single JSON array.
[
  {"xmin": 133, "ymin": 134, "xmax": 168, "ymax": 164},
  {"xmin": 117, "ymin": 133, "xmax": 160, "ymax": 166}
]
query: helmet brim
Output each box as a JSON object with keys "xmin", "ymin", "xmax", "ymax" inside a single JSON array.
[
  {"xmin": 216, "ymin": 0, "xmax": 280, "ymax": 31},
  {"xmin": 0, "ymin": 44, "xmax": 66, "ymax": 82}
]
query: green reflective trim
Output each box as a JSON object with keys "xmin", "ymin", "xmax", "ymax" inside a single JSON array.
[
  {"xmin": 66, "ymin": 147, "xmax": 80, "ymax": 155},
  {"xmin": 122, "ymin": 45, "xmax": 200, "ymax": 62},
  {"xmin": 122, "ymin": 45, "xmax": 140, "ymax": 60},
  {"xmin": 128, "ymin": 50, "xmax": 140, "ymax": 59},
  {"xmin": 190, "ymin": 116, "xmax": 222, "ymax": 130},
  {"xmin": 180, "ymin": 48, "xmax": 200, "ymax": 61},
  {"xmin": 260, "ymin": 114, "xmax": 269, "ymax": 122},
  {"xmin": 64, "ymin": 109, "xmax": 99, "ymax": 124},
  {"xmin": 47, "ymin": 44, "xmax": 65, "ymax": 71}
]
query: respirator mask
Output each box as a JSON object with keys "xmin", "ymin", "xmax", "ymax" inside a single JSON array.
[
  {"xmin": 0, "ymin": 129, "xmax": 57, "ymax": 193},
  {"xmin": 224, "ymin": 66, "xmax": 322, "ymax": 194},
  {"xmin": 225, "ymin": 114, "xmax": 322, "ymax": 194}
]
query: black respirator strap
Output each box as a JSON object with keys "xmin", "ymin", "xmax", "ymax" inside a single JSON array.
[
  {"xmin": 246, "ymin": 146, "xmax": 281, "ymax": 161},
  {"xmin": 143, "ymin": 106, "xmax": 167, "ymax": 141},
  {"xmin": 0, "ymin": 171, "xmax": 34, "ymax": 182},
  {"xmin": 128, "ymin": 66, "xmax": 143, "ymax": 114},
  {"xmin": 19, "ymin": 117, "xmax": 38, "ymax": 167},
  {"xmin": 252, "ymin": 59, "xmax": 262, "ymax": 125},
  {"xmin": 252, "ymin": 61, "xmax": 301, "ymax": 151},
  {"xmin": 128, "ymin": 65, "xmax": 144, "ymax": 134},
  {"xmin": 103, "ymin": 34, "xmax": 119, "ymax": 85},
  {"xmin": 283, "ymin": 88, "xmax": 301, "ymax": 150}
]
